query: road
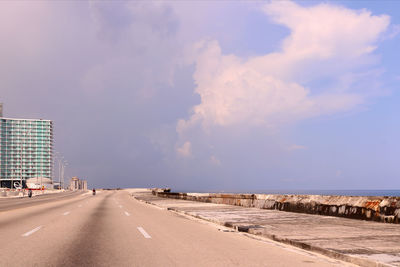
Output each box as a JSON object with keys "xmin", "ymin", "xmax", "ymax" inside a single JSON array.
[
  {"xmin": 0, "ymin": 190, "xmax": 354, "ymax": 266},
  {"xmin": 0, "ymin": 190, "xmax": 84, "ymax": 212}
]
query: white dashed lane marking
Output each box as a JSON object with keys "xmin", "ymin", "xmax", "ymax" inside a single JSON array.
[
  {"xmin": 124, "ymin": 211, "xmax": 130, "ymax": 216},
  {"xmin": 63, "ymin": 211, "xmax": 70, "ymax": 216},
  {"xmin": 137, "ymin": 227, "xmax": 151, "ymax": 239},
  {"xmin": 22, "ymin": 226, "xmax": 42, "ymax": 237}
]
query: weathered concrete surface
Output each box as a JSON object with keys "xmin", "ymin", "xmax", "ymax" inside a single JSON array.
[
  {"xmin": 0, "ymin": 188, "xmax": 66, "ymax": 198},
  {"xmin": 132, "ymin": 191, "xmax": 400, "ymax": 267},
  {"xmin": 154, "ymin": 191, "xmax": 400, "ymax": 224}
]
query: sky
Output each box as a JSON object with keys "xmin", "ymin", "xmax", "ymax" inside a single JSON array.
[{"xmin": 0, "ymin": 1, "xmax": 399, "ymax": 192}]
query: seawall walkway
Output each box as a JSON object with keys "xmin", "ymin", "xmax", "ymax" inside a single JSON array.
[{"xmin": 131, "ymin": 190, "xmax": 400, "ymax": 267}]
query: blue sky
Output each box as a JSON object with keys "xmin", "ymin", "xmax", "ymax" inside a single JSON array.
[{"xmin": 0, "ymin": 1, "xmax": 399, "ymax": 191}]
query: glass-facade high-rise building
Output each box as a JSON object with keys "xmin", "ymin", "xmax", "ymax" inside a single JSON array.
[{"xmin": 0, "ymin": 117, "xmax": 53, "ymax": 188}]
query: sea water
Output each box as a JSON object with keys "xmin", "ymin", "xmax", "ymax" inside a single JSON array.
[
  {"xmin": 179, "ymin": 189, "xmax": 400, "ymax": 197},
  {"xmin": 255, "ymin": 190, "xmax": 400, "ymax": 197}
]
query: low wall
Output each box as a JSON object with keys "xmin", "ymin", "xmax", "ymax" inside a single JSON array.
[
  {"xmin": 0, "ymin": 188, "xmax": 63, "ymax": 198},
  {"xmin": 153, "ymin": 190, "xmax": 400, "ymax": 224}
]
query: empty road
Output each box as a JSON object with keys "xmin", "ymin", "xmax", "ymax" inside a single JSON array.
[{"xmin": 0, "ymin": 190, "xmax": 354, "ymax": 266}]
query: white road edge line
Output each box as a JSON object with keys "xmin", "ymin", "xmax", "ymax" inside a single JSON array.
[
  {"xmin": 22, "ymin": 226, "xmax": 42, "ymax": 237},
  {"xmin": 63, "ymin": 211, "xmax": 70, "ymax": 216},
  {"xmin": 124, "ymin": 211, "xmax": 130, "ymax": 216},
  {"xmin": 137, "ymin": 227, "xmax": 151, "ymax": 239}
]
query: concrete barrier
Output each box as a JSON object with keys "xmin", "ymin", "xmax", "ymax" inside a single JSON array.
[
  {"xmin": 152, "ymin": 190, "xmax": 400, "ymax": 224},
  {"xmin": 0, "ymin": 189, "xmax": 64, "ymax": 198}
]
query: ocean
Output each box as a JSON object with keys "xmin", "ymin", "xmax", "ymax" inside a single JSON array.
[
  {"xmin": 178, "ymin": 189, "xmax": 400, "ymax": 197},
  {"xmin": 255, "ymin": 190, "xmax": 400, "ymax": 197}
]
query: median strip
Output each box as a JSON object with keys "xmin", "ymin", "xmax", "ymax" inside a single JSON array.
[
  {"xmin": 22, "ymin": 226, "xmax": 42, "ymax": 237},
  {"xmin": 137, "ymin": 227, "xmax": 151, "ymax": 239}
]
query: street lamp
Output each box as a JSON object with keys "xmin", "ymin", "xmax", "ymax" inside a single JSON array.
[
  {"xmin": 19, "ymin": 129, "xmax": 32, "ymax": 190},
  {"xmin": 61, "ymin": 161, "xmax": 68, "ymax": 190},
  {"xmin": 54, "ymin": 152, "xmax": 64, "ymax": 190},
  {"xmin": 54, "ymin": 152, "xmax": 69, "ymax": 190},
  {"xmin": 53, "ymin": 151, "xmax": 60, "ymax": 189}
]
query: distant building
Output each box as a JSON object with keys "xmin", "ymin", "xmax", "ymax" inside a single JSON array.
[
  {"xmin": 69, "ymin": 177, "xmax": 87, "ymax": 190},
  {"xmin": 0, "ymin": 109, "xmax": 53, "ymax": 188},
  {"xmin": 26, "ymin": 177, "xmax": 53, "ymax": 190}
]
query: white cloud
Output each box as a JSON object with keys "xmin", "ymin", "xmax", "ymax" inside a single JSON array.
[
  {"xmin": 263, "ymin": 1, "xmax": 389, "ymax": 61},
  {"xmin": 176, "ymin": 141, "xmax": 192, "ymax": 157},
  {"xmin": 177, "ymin": 1, "xmax": 390, "ymax": 149},
  {"xmin": 386, "ymin": 24, "xmax": 400, "ymax": 39},
  {"xmin": 210, "ymin": 155, "xmax": 221, "ymax": 166}
]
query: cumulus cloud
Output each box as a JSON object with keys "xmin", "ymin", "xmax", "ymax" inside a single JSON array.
[
  {"xmin": 0, "ymin": 1, "xmax": 395, "ymax": 190},
  {"xmin": 210, "ymin": 155, "xmax": 221, "ymax": 166},
  {"xmin": 264, "ymin": 1, "xmax": 389, "ymax": 61},
  {"xmin": 177, "ymin": 141, "xmax": 192, "ymax": 157},
  {"xmin": 177, "ymin": 1, "xmax": 390, "ymax": 154},
  {"xmin": 386, "ymin": 24, "xmax": 400, "ymax": 39}
]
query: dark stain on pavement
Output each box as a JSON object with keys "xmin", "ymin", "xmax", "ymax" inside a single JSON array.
[{"xmin": 55, "ymin": 192, "xmax": 115, "ymax": 267}]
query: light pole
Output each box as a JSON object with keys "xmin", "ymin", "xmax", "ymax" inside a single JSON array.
[
  {"xmin": 58, "ymin": 156, "xmax": 63, "ymax": 190},
  {"xmin": 53, "ymin": 152, "xmax": 68, "ymax": 190},
  {"xmin": 19, "ymin": 129, "xmax": 32, "ymax": 190},
  {"xmin": 55, "ymin": 153, "xmax": 64, "ymax": 190},
  {"xmin": 53, "ymin": 152, "xmax": 60, "ymax": 189},
  {"xmin": 62, "ymin": 161, "xmax": 68, "ymax": 190}
]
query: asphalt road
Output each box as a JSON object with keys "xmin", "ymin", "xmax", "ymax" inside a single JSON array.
[
  {"xmin": 0, "ymin": 190, "xmax": 84, "ymax": 212},
  {"xmin": 0, "ymin": 190, "xmax": 355, "ymax": 267}
]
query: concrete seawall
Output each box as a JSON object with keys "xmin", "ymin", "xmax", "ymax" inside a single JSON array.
[
  {"xmin": 136, "ymin": 189, "xmax": 400, "ymax": 266},
  {"xmin": 153, "ymin": 190, "xmax": 400, "ymax": 224}
]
